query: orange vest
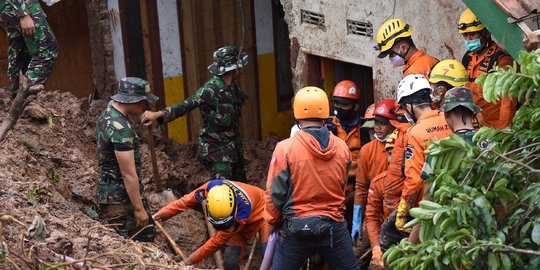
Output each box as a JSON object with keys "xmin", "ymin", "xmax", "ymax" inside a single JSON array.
[
  {"xmin": 463, "ymin": 42, "xmax": 516, "ymax": 129},
  {"xmin": 403, "ymin": 50, "xmax": 439, "ymax": 78}
]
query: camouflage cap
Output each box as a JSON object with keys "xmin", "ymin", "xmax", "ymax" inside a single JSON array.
[
  {"xmin": 111, "ymin": 77, "xmax": 159, "ymax": 104},
  {"xmin": 440, "ymin": 86, "xmax": 481, "ymax": 114},
  {"xmin": 207, "ymin": 45, "xmax": 249, "ymax": 76}
]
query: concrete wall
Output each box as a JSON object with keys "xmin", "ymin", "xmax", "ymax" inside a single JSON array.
[
  {"xmin": 281, "ymin": 0, "xmax": 468, "ymax": 103},
  {"xmin": 255, "ymin": 0, "xmax": 293, "ymax": 139}
]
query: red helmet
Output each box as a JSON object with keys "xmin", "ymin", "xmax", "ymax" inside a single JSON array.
[
  {"xmin": 333, "ymin": 80, "xmax": 360, "ymax": 101},
  {"xmin": 373, "ymin": 99, "xmax": 397, "ymax": 120}
]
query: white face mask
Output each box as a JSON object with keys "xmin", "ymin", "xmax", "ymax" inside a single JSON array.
[
  {"xmin": 390, "ymin": 55, "xmax": 405, "ymax": 67},
  {"xmin": 374, "ymin": 133, "xmax": 390, "ymax": 142}
]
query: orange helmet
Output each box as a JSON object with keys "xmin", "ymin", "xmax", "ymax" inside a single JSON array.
[
  {"xmin": 374, "ymin": 99, "xmax": 397, "ymax": 120},
  {"xmin": 363, "ymin": 103, "xmax": 375, "ymax": 119},
  {"xmin": 293, "ymin": 87, "xmax": 330, "ymax": 120},
  {"xmin": 333, "ymin": 80, "xmax": 360, "ymax": 102}
]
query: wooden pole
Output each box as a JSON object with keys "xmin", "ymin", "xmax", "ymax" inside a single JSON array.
[
  {"xmin": 202, "ymin": 201, "xmax": 225, "ymax": 270},
  {"xmin": 154, "ymin": 220, "xmax": 188, "ymax": 260},
  {"xmin": 243, "ymin": 233, "xmax": 259, "ymax": 270}
]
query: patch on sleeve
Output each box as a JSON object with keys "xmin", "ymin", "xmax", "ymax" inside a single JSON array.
[
  {"xmin": 405, "ymin": 147, "xmax": 413, "ymax": 160},
  {"xmin": 194, "ymin": 189, "xmax": 206, "ymax": 202}
]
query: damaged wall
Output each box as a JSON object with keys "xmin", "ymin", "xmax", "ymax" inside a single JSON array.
[{"xmin": 280, "ymin": 0, "xmax": 468, "ymax": 102}]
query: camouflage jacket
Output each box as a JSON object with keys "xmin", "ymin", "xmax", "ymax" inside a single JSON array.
[
  {"xmin": 95, "ymin": 102, "xmax": 142, "ymax": 204},
  {"xmin": 162, "ymin": 76, "xmax": 245, "ymax": 162},
  {"xmin": 0, "ymin": 0, "xmax": 45, "ymax": 24}
]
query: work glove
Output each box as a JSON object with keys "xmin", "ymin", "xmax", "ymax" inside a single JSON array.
[
  {"xmin": 395, "ymin": 198, "xmax": 411, "ymax": 233},
  {"xmin": 351, "ymin": 204, "xmax": 364, "ymax": 240}
]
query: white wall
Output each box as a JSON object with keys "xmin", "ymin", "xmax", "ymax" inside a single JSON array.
[
  {"xmin": 254, "ymin": 0, "xmax": 274, "ymax": 55},
  {"xmin": 157, "ymin": 0, "xmax": 183, "ymax": 77},
  {"xmin": 107, "ymin": 0, "xmax": 126, "ymax": 80},
  {"xmin": 282, "ymin": 0, "xmax": 468, "ymax": 101}
]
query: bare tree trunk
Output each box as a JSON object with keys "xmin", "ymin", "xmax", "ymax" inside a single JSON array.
[{"xmin": 0, "ymin": 78, "xmax": 43, "ymax": 142}]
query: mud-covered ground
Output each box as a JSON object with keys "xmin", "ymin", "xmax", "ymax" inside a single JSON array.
[{"xmin": 0, "ymin": 89, "xmax": 278, "ymax": 269}]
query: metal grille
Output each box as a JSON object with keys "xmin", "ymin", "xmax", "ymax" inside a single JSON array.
[
  {"xmin": 301, "ymin": 9, "xmax": 325, "ymax": 28},
  {"xmin": 347, "ymin": 20, "xmax": 373, "ymax": 37}
]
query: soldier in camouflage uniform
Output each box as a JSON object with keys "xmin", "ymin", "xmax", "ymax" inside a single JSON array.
[
  {"xmin": 142, "ymin": 45, "xmax": 248, "ymax": 182},
  {"xmin": 440, "ymin": 86, "xmax": 481, "ymax": 142},
  {"xmin": 0, "ymin": 0, "xmax": 58, "ymax": 95},
  {"xmin": 96, "ymin": 77, "xmax": 158, "ymax": 241}
]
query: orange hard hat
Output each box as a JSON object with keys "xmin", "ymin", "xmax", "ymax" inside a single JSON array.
[
  {"xmin": 374, "ymin": 99, "xmax": 397, "ymax": 120},
  {"xmin": 333, "ymin": 80, "xmax": 360, "ymax": 102},
  {"xmin": 293, "ymin": 87, "xmax": 330, "ymax": 120},
  {"xmin": 363, "ymin": 103, "xmax": 375, "ymax": 119}
]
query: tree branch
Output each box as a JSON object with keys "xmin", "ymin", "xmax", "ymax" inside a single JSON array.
[{"xmin": 491, "ymin": 150, "xmax": 540, "ymax": 174}]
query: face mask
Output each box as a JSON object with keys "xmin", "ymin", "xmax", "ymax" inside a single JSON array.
[
  {"xmin": 465, "ymin": 38, "xmax": 482, "ymax": 52},
  {"xmin": 374, "ymin": 133, "xmax": 390, "ymax": 142},
  {"xmin": 334, "ymin": 108, "xmax": 354, "ymax": 122},
  {"xmin": 390, "ymin": 55, "xmax": 405, "ymax": 67}
]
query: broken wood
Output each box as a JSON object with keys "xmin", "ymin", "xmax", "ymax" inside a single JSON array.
[
  {"xmin": 0, "ymin": 77, "xmax": 43, "ymax": 142},
  {"xmin": 244, "ymin": 233, "xmax": 259, "ymax": 270},
  {"xmin": 202, "ymin": 201, "xmax": 225, "ymax": 270},
  {"xmin": 154, "ymin": 220, "xmax": 188, "ymax": 260}
]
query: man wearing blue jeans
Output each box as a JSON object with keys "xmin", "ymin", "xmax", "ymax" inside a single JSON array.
[{"xmin": 264, "ymin": 87, "xmax": 360, "ymax": 269}]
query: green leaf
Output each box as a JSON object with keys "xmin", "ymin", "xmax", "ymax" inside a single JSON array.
[
  {"xmin": 532, "ymin": 223, "xmax": 540, "ymax": 245},
  {"xmin": 488, "ymin": 253, "xmax": 499, "ymax": 270},
  {"xmin": 500, "ymin": 253, "xmax": 512, "ymax": 270}
]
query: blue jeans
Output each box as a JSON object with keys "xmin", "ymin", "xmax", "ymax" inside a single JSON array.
[{"xmin": 272, "ymin": 219, "xmax": 360, "ymax": 270}]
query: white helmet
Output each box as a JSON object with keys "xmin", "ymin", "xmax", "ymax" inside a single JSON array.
[{"xmin": 396, "ymin": 74, "xmax": 432, "ymax": 103}]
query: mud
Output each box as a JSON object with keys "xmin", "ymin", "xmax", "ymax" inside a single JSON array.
[{"xmin": 0, "ymin": 88, "xmax": 276, "ymax": 269}]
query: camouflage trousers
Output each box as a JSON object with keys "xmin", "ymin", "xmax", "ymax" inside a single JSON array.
[
  {"xmin": 96, "ymin": 179, "xmax": 156, "ymax": 242},
  {"xmin": 7, "ymin": 15, "xmax": 58, "ymax": 93},
  {"xmin": 207, "ymin": 159, "xmax": 247, "ymax": 183}
]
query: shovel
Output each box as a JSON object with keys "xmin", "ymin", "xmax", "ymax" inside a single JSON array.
[{"xmin": 146, "ymin": 125, "xmax": 176, "ymax": 205}]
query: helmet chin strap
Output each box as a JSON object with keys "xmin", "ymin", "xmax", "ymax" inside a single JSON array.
[{"xmin": 403, "ymin": 103, "xmax": 416, "ymax": 124}]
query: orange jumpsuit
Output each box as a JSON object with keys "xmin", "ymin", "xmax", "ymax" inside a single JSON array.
[
  {"xmin": 265, "ymin": 130, "xmax": 351, "ymax": 224},
  {"xmin": 332, "ymin": 116, "xmax": 361, "ymax": 182},
  {"xmin": 365, "ymin": 171, "xmax": 404, "ymax": 249},
  {"xmin": 354, "ymin": 139, "xmax": 388, "ymax": 206},
  {"xmin": 463, "ymin": 42, "xmax": 516, "ymax": 129},
  {"xmin": 155, "ymin": 180, "xmax": 270, "ymax": 263},
  {"xmin": 401, "ymin": 110, "xmax": 452, "ymax": 206},
  {"xmin": 403, "ymin": 50, "xmax": 439, "ymax": 78}
]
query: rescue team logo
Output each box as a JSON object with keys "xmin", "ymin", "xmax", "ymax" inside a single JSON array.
[
  {"xmin": 195, "ymin": 189, "xmax": 206, "ymax": 202},
  {"xmin": 405, "ymin": 146, "xmax": 414, "ymax": 160},
  {"xmin": 377, "ymin": 107, "xmax": 385, "ymax": 113},
  {"xmin": 349, "ymin": 87, "xmax": 357, "ymax": 95}
]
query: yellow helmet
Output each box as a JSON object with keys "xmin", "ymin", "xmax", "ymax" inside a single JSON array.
[
  {"xmin": 293, "ymin": 87, "xmax": 329, "ymax": 120},
  {"xmin": 458, "ymin": 9, "xmax": 485, "ymax": 33},
  {"xmin": 206, "ymin": 185, "xmax": 237, "ymax": 229},
  {"xmin": 428, "ymin": 59, "xmax": 469, "ymax": 87},
  {"xmin": 375, "ymin": 18, "xmax": 413, "ymax": 58}
]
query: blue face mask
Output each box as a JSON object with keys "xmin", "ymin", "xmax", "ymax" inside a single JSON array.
[{"xmin": 465, "ymin": 38, "xmax": 482, "ymax": 52}]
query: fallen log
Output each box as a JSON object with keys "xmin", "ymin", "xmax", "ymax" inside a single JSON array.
[{"xmin": 0, "ymin": 77, "xmax": 44, "ymax": 142}]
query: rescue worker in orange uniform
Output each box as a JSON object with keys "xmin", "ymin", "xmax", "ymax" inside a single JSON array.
[
  {"xmin": 428, "ymin": 59, "xmax": 470, "ymax": 109},
  {"xmin": 153, "ymin": 179, "xmax": 269, "ymax": 269},
  {"xmin": 458, "ymin": 8, "xmax": 516, "ymax": 129},
  {"xmin": 394, "ymin": 74, "xmax": 452, "ymax": 232},
  {"xmin": 352, "ymin": 99, "xmax": 397, "ymax": 240},
  {"xmin": 265, "ymin": 86, "xmax": 359, "ymax": 270},
  {"xmin": 329, "ymin": 80, "xmax": 362, "ymax": 232},
  {"xmin": 375, "ymin": 18, "xmax": 439, "ymax": 78},
  {"xmin": 366, "ymin": 131, "xmax": 399, "ymax": 269},
  {"xmin": 361, "ymin": 103, "xmax": 376, "ymax": 142}
]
